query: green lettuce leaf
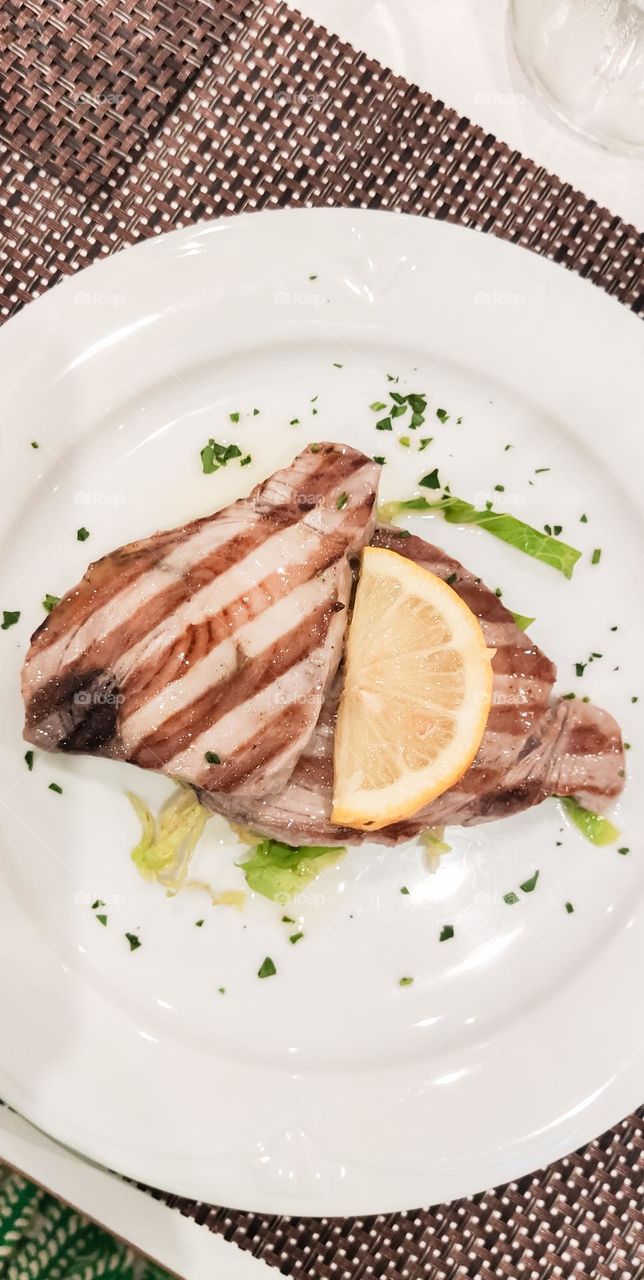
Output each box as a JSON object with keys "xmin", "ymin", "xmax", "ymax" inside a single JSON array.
[
  {"xmin": 240, "ymin": 839, "xmax": 345, "ymax": 903},
  {"xmin": 378, "ymin": 494, "xmax": 581, "ymax": 579},
  {"xmin": 558, "ymin": 796, "xmax": 620, "ymax": 846}
]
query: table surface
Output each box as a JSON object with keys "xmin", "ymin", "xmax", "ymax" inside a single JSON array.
[
  {"xmin": 0, "ymin": 1, "xmax": 641, "ymax": 1276},
  {"xmin": 296, "ymin": 0, "xmax": 644, "ymax": 228}
]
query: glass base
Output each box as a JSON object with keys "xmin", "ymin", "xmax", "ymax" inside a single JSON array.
[{"xmin": 508, "ymin": 7, "xmax": 644, "ymax": 159}]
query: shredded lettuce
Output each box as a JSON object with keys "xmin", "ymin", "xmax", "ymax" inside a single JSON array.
[
  {"xmin": 510, "ymin": 611, "xmax": 536, "ymax": 631},
  {"xmin": 420, "ymin": 827, "xmax": 452, "ymax": 874},
  {"xmin": 240, "ymin": 839, "xmax": 345, "ymax": 903},
  {"xmin": 127, "ymin": 786, "xmax": 245, "ymax": 905},
  {"xmin": 379, "ymin": 494, "xmax": 581, "ymax": 579},
  {"xmin": 558, "ymin": 796, "xmax": 620, "ymax": 846}
]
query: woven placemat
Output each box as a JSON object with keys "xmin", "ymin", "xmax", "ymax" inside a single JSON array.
[{"xmin": 1, "ymin": 1, "xmax": 642, "ymax": 1276}]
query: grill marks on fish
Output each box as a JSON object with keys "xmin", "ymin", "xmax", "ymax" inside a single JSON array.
[
  {"xmin": 22, "ymin": 444, "xmax": 380, "ymax": 797},
  {"xmin": 203, "ymin": 525, "xmax": 625, "ymax": 843}
]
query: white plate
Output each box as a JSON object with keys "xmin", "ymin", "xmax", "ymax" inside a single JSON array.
[{"xmin": 0, "ymin": 209, "xmax": 642, "ymax": 1216}]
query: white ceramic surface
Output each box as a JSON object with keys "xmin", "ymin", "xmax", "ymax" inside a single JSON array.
[{"xmin": 0, "ymin": 209, "xmax": 642, "ymax": 1215}]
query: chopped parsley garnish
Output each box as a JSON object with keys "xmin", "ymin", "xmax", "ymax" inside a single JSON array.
[
  {"xmin": 390, "ymin": 392, "xmax": 406, "ymax": 405},
  {"xmin": 610, "ymin": 625, "xmax": 618, "ymax": 631},
  {"xmin": 125, "ymin": 932, "xmax": 141, "ymax": 952},
  {"xmin": 253, "ymin": 408, "xmax": 260, "ymax": 415},
  {"xmin": 91, "ymin": 899, "xmax": 104, "ymax": 910},
  {"xmin": 419, "ymin": 438, "xmax": 433, "ymax": 451},
  {"xmin": 591, "ymin": 548, "xmax": 602, "ymax": 565},
  {"xmin": 618, "ymin": 847, "xmax": 629, "ymax": 855},
  {"xmin": 258, "ymin": 956, "xmax": 276, "ymax": 978},
  {"xmin": 31, "ymin": 441, "xmax": 39, "ymax": 448},
  {"xmin": 580, "ymin": 513, "xmax": 588, "ymax": 522},
  {"xmin": 195, "ymin": 919, "xmax": 205, "ymax": 927},
  {"xmin": 336, "ymin": 492, "xmax": 349, "ymax": 510},
  {"xmin": 494, "ymin": 587, "xmax": 503, "ymax": 597},
  {"xmin": 310, "ymin": 443, "xmax": 320, "ymax": 453},
  {"xmin": 399, "ymin": 436, "xmax": 410, "ymax": 447},
  {"xmin": 439, "ymin": 924, "xmax": 454, "ymax": 942},
  {"xmin": 510, "ymin": 612, "xmax": 535, "ymax": 631},
  {"xmin": 378, "ymin": 494, "xmax": 582, "ymax": 579},
  {"xmin": 419, "ymin": 468, "xmax": 441, "ymax": 490},
  {"xmin": 391, "ymin": 405, "xmax": 407, "ymax": 419},
  {"xmin": 376, "ymin": 417, "xmax": 392, "ymax": 431},
  {"xmin": 332, "ymin": 362, "xmax": 343, "ymax": 368},
  {"xmin": 565, "ymin": 902, "xmax": 574, "ymax": 914},
  {"xmin": 200, "ymin": 439, "xmax": 242, "ymax": 475},
  {"xmin": 289, "ymin": 932, "xmax": 303, "ymax": 945},
  {"xmin": 386, "ymin": 373, "xmax": 399, "ymax": 383},
  {"xmin": 48, "ymin": 782, "xmax": 63, "ymax": 794},
  {"xmin": 205, "ymin": 751, "xmax": 221, "ymax": 765},
  {"xmin": 407, "ymin": 394, "xmax": 426, "ymax": 416},
  {"xmin": 534, "ymin": 467, "xmax": 550, "ymax": 474},
  {"xmin": 632, "ymin": 695, "xmax": 639, "ymax": 703},
  {"xmin": 519, "ymin": 870, "xmax": 539, "ymax": 893},
  {"xmin": 390, "ymin": 529, "xmax": 411, "ymax": 538},
  {"xmin": 1, "ymin": 610, "xmax": 20, "ymax": 630},
  {"xmin": 399, "ymin": 976, "xmax": 414, "ymax": 987},
  {"xmin": 575, "ymin": 662, "xmax": 586, "ymax": 677},
  {"xmin": 240, "ymin": 454, "xmax": 252, "ymax": 466},
  {"xmin": 562, "ymin": 692, "xmax": 576, "ymax": 701},
  {"xmin": 281, "ymin": 915, "xmax": 295, "ymax": 924},
  {"xmin": 445, "ymin": 573, "xmax": 457, "ymax": 585},
  {"xmin": 218, "ymin": 986, "xmax": 226, "ymax": 994},
  {"xmin": 76, "ymin": 527, "xmax": 90, "ymax": 541},
  {"xmin": 494, "ymin": 484, "xmax": 505, "ymax": 493},
  {"xmin": 370, "ymin": 401, "xmax": 387, "ymax": 412},
  {"xmin": 373, "ymin": 455, "xmax": 386, "ymax": 465},
  {"xmin": 24, "ymin": 750, "xmax": 34, "ymax": 770},
  {"xmin": 290, "ymin": 418, "xmax": 300, "ymax": 426},
  {"xmin": 229, "ymin": 411, "xmax": 240, "ymax": 423},
  {"xmin": 42, "ymin": 594, "xmax": 60, "ymax": 613},
  {"xmin": 503, "ymin": 891, "xmax": 519, "ymax": 905},
  {"xmin": 504, "ymin": 444, "xmax": 512, "ymax": 451},
  {"xmin": 96, "ymin": 914, "xmax": 108, "ymax": 926},
  {"xmin": 308, "ymin": 273, "xmax": 318, "ymax": 280},
  {"xmin": 436, "ymin": 408, "xmax": 449, "ymax": 423},
  {"xmin": 400, "ymin": 886, "xmax": 410, "ymax": 895}
]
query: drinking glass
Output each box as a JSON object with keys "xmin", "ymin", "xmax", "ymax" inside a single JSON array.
[{"xmin": 510, "ymin": 0, "xmax": 644, "ymax": 154}]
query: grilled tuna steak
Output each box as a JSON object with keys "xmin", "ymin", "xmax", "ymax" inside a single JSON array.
[
  {"xmin": 22, "ymin": 444, "xmax": 381, "ymax": 797},
  {"xmin": 202, "ymin": 525, "xmax": 625, "ymax": 842}
]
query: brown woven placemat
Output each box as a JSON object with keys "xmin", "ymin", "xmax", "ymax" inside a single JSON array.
[{"xmin": 1, "ymin": 1, "xmax": 642, "ymax": 1276}]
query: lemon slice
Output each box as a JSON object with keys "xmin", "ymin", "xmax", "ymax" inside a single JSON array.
[{"xmin": 332, "ymin": 547, "xmax": 494, "ymax": 830}]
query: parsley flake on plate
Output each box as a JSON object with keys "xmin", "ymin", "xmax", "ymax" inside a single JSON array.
[
  {"xmin": 258, "ymin": 956, "xmax": 276, "ymax": 979},
  {"xmin": 1, "ymin": 610, "xmax": 20, "ymax": 630}
]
